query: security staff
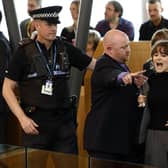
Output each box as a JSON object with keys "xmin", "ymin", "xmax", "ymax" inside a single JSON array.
[
  {"xmin": 2, "ymin": 6, "xmax": 96, "ymax": 153},
  {"xmin": 0, "ymin": 10, "xmax": 11, "ymax": 143}
]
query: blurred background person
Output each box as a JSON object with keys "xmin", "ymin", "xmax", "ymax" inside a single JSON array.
[
  {"xmin": 139, "ymin": 0, "xmax": 168, "ymax": 41},
  {"xmin": 60, "ymin": 0, "xmax": 94, "ymax": 45},
  {"xmin": 95, "ymin": 0, "xmax": 135, "ymax": 41},
  {"xmin": 82, "ymin": 29, "xmax": 101, "ymax": 85},
  {"xmin": 60, "ymin": 0, "xmax": 80, "ymax": 43},
  {"xmin": 86, "ymin": 29, "xmax": 101, "ymax": 57},
  {"xmin": 20, "ymin": 0, "xmax": 42, "ymax": 39}
]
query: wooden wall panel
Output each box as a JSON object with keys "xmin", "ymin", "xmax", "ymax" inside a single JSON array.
[{"xmin": 128, "ymin": 41, "xmax": 151, "ymax": 72}]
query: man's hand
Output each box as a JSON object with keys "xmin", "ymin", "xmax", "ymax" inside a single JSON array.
[
  {"xmin": 137, "ymin": 94, "xmax": 146, "ymax": 107},
  {"xmin": 19, "ymin": 115, "xmax": 39, "ymax": 135},
  {"xmin": 122, "ymin": 70, "xmax": 148, "ymax": 87},
  {"xmin": 122, "ymin": 73, "xmax": 133, "ymax": 85},
  {"xmin": 132, "ymin": 70, "xmax": 148, "ymax": 88}
]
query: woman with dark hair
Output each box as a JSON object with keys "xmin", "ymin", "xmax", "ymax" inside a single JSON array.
[
  {"xmin": 144, "ymin": 40, "xmax": 168, "ymax": 168},
  {"xmin": 143, "ymin": 28, "xmax": 168, "ymax": 78}
]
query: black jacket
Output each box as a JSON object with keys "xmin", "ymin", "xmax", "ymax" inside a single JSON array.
[
  {"xmin": 139, "ymin": 17, "xmax": 168, "ymax": 40},
  {"xmin": 84, "ymin": 54, "xmax": 141, "ymax": 155},
  {"xmin": 0, "ymin": 32, "xmax": 11, "ymax": 85}
]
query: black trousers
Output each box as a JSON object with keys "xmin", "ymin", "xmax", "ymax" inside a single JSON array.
[
  {"xmin": 0, "ymin": 93, "xmax": 9, "ymax": 144},
  {"xmin": 88, "ymin": 143, "xmax": 145, "ymax": 164},
  {"xmin": 22, "ymin": 107, "xmax": 78, "ymax": 154},
  {"xmin": 0, "ymin": 112, "xmax": 8, "ymax": 143}
]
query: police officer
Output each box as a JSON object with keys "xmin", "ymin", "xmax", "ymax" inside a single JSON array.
[
  {"xmin": 0, "ymin": 10, "xmax": 11, "ymax": 144},
  {"xmin": 2, "ymin": 6, "xmax": 96, "ymax": 153}
]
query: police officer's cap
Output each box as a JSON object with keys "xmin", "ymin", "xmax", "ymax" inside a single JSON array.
[{"xmin": 30, "ymin": 6, "xmax": 62, "ymax": 24}]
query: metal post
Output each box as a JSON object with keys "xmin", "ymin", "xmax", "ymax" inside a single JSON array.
[
  {"xmin": 142, "ymin": 0, "xmax": 148, "ymax": 23},
  {"xmin": 70, "ymin": 0, "xmax": 93, "ymax": 99},
  {"xmin": 2, "ymin": 0, "xmax": 21, "ymax": 51}
]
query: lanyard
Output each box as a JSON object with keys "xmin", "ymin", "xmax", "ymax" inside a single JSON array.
[{"xmin": 35, "ymin": 41, "xmax": 57, "ymax": 79}]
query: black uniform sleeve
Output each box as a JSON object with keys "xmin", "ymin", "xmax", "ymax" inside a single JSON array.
[
  {"xmin": 6, "ymin": 47, "xmax": 30, "ymax": 81},
  {"xmin": 65, "ymin": 42, "xmax": 92, "ymax": 71},
  {"xmin": 0, "ymin": 41, "xmax": 10, "ymax": 83}
]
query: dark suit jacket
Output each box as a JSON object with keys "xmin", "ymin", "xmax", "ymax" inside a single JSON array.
[{"xmin": 84, "ymin": 54, "xmax": 141, "ymax": 155}]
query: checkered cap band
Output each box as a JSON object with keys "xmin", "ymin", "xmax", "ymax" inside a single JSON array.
[{"xmin": 32, "ymin": 12, "xmax": 58, "ymax": 19}]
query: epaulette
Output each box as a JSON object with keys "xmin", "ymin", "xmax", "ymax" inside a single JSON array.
[{"xmin": 18, "ymin": 38, "xmax": 33, "ymax": 46}]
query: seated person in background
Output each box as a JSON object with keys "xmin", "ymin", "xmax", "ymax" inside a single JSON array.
[
  {"xmin": 95, "ymin": 0, "xmax": 135, "ymax": 41},
  {"xmin": 82, "ymin": 30, "xmax": 101, "ymax": 85},
  {"xmin": 20, "ymin": 0, "xmax": 42, "ymax": 39},
  {"xmin": 139, "ymin": 0, "xmax": 168, "ymax": 41},
  {"xmin": 60, "ymin": 0, "xmax": 80, "ymax": 43},
  {"xmin": 86, "ymin": 30, "xmax": 101, "ymax": 57}
]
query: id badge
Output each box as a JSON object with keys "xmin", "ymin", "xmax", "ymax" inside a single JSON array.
[{"xmin": 41, "ymin": 80, "xmax": 53, "ymax": 96}]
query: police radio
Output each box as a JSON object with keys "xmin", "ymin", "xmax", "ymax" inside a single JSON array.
[{"xmin": 59, "ymin": 51, "xmax": 70, "ymax": 72}]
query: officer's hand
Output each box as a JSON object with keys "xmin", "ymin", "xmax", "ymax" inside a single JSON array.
[{"xmin": 19, "ymin": 115, "xmax": 39, "ymax": 135}]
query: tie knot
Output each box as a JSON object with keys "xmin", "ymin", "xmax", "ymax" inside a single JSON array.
[{"xmin": 120, "ymin": 64, "xmax": 129, "ymax": 72}]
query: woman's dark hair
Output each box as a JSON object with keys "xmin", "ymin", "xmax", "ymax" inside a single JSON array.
[
  {"xmin": 148, "ymin": 0, "xmax": 161, "ymax": 4},
  {"xmin": 151, "ymin": 40, "xmax": 168, "ymax": 57},
  {"xmin": 151, "ymin": 28, "xmax": 168, "ymax": 46}
]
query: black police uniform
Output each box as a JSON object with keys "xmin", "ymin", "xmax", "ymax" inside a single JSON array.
[
  {"xmin": 0, "ymin": 31, "xmax": 11, "ymax": 143},
  {"xmin": 6, "ymin": 37, "xmax": 91, "ymax": 153}
]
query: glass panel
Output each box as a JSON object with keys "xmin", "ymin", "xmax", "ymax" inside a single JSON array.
[
  {"xmin": 26, "ymin": 148, "xmax": 88, "ymax": 168},
  {"xmin": 89, "ymin": 157, "xmax": 157, "ymax": 168},
  {"xmin": 0, "ymin": 144, "xmax": 25, "ymax": 168}
]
